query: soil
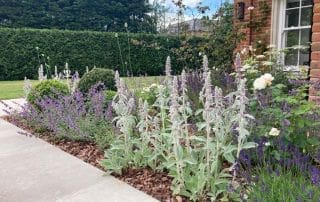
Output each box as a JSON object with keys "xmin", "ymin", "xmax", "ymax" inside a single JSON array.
[{"xmin": 2, "ymin": 116, "xmax": 184, "ymax": 202}]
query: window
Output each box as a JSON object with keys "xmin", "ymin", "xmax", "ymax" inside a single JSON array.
[{"xmin": 280, "ymin": 0, "xmax": 313, "ymax": 70}]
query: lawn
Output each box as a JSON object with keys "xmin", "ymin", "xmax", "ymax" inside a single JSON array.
[
  {"xmin": 0, "ymin": 80, "xmax": 39, "ymax": 100},
  {"xmin": 0, "ymin": 76, "xmax": 164, "ymax": 100}
]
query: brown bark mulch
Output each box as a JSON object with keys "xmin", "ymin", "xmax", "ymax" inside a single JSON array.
[{"xmin": 2, "ymin": 116, "xmax": 183, "ymax": 202}]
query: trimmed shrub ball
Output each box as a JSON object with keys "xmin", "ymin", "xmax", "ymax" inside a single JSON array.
[
  {"xmin": 78, "ymin": 68, "xmax": 116, "ymax": 93},
  {"xmin": 27, "ymin": 80, "xmax": 69, "ymax": 106}
]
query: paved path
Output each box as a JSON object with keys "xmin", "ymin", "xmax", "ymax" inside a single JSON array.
[
  {"xmin": 0, "ymin": 118, "xmax": 158, "ymax": 202},
  {"xmin": 0, "ymin": 98, "xmax": 26, "ymax": 116}
]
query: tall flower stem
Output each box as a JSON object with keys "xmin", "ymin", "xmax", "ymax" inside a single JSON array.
[
  {"xmin": 116, "ymin": 34, "xmax": 125, "ymax": 74},
  {"xmin": 125, "ymin": 26, "xmax": 133, "ymax": 75}
]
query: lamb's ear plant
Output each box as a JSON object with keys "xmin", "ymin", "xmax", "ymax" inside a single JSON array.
[
  {"xmin": 232, "ymin": 78, "xmax": 257, "ymax": 180},
  {"xmin": 180, "ymin": 70, "xmax": 193, "ymax": 153},
  {"xmin": 135, "ymin": 98, "xmax": 158, "ymax": 169},
  {"xmin": 101, "ymin": 56, "xmax": 256, "ymax": 200},
  {"xmin": 102, "ymin": 74, "xmax": 137, "ymax": 174},
  {"xmin": 151, "ymin": 82, "xmax": 171, "ymax": 167},
  {"xmin": 202, "ymin": 55, "xmax": 209, "ymax": 80},
  {"xmin": 168, "ymin": 76, "xmax": 185, "ymax": 194},
  {"xmin": 164, "ymin": 56, "xmax": 172, "ymax": 85}
]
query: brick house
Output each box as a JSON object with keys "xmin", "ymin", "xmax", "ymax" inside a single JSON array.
[{"xmin": 234, "ymin": 0, "xmax": 320, "ymax": 102}]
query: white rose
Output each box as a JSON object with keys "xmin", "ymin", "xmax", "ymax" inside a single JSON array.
[
  {"xmin": 269, "ymin": 128, "xmax": 280, "ymax": 136},
  {"xmin": 253, "ymin": 77, "xmax": 267, "ymax": 90},
  {"xmin": 261, "ymin": 73, "xmax": 274, "ymax": 86}
]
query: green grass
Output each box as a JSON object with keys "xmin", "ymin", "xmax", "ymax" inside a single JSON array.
[
  {"xmin": 0, "ymin": 80, "xmax": 39, "ymax": 100},
  {"xmin": 123, "ymin": 76, "xmax": 164, "ymax": 90},
  {"xmin": 0, "ymin": 76, "xmax": 164, "ymax": 100}
]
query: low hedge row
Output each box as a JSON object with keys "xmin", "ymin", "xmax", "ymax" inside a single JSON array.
[{"xmin": 0, "ymin": 28, "xmax": 208, "ymax": 80}]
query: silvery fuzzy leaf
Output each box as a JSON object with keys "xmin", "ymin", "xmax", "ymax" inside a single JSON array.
[
  {"xmin": 195, "ymin": 108, "xmax": 203, "ymax": 115},
  {"xmin": 189, "ymin": 136, "xmax": 206, "ymax": 142},
  {"xmin": 218, "ymin": 172, "xmax": 232, "ymax": 178},
  {"xmin": 183, "ymin": 158, "xmax": 197, "ymax": 165},
  {"xmin": 223, "ymin": 152, "xmax": 235, "ymax": 164},
  {"xmin": 164, "ymin": 160, "xmax": 176, "ymax": 169},
  {"xmin": 175, "ymin": 144, "xmax": 184, "ymax": 160},
  {"xmin": 244, "ymin": 114, "xmax": 255, "ymax": 120},
  {"xmin": 223, "ymin": 145, "xmax": 237, "ymax": 154},
  {"xmin": 196, "ymin": 122, "xmax": 207, "ymax": 130},
  {"xmin": 241, "ymin": 142, "xmax": 258, "ymax": 149},
  {"xmin": 213, "ymin": 178, "xmax": 229, "ymax": 186}
]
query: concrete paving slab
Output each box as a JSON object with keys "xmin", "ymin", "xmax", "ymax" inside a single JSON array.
[
  {"xmin": 0, "ymin": 98, "xmax": 26, "ymax": 116},
  {"xmin": 0, "ymin": 119, "xmax": 158, "ymax": 202}
]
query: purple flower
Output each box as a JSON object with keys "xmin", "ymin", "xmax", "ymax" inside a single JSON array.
[{"xmin": 310, "ymin": 166, "xmax": 320, "ymax": 187}]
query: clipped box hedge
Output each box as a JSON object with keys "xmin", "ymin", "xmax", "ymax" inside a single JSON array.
[{"xmin": 0, "ymin": 28, "xmax": 206, "ymax": 80}]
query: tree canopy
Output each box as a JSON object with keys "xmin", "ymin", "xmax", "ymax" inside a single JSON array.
[{"xmin": 0, "ymin": 0, "xmax": 156, "ymax": 32}]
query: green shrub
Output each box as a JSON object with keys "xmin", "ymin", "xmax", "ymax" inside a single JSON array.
[
  {"xmin": 104, "ymin": 90, "xmax": 116, "ymax": 102},
  {"xmin": 93, "ymin": 121, "xmax": 115, "ymax": 149},
  {"xmin": 78, "ymin": 68, "xmax": 116, "ymax": 93},
  {"xmin": 71, "ymin": 116, "xmax": 115, "ymax": 149},
  {"xmin": 27, "ymin": 80, "xmax": 69, "ymax": 106}
]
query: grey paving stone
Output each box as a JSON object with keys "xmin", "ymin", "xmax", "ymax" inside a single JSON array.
[{"xmin": 0, "ymin": 119, "xmax": 158, "ymax": 202}]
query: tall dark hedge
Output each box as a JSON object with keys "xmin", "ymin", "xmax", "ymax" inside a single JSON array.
[
  {"xmin": 0, "ymin": 28, "xmax": 210, "ymax": 80},
  {"xmin": 0, "ymin": 0, "xmax": 156, "ymax": 33}
]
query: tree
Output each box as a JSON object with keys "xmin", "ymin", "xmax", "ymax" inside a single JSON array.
[
  {"xmin": 0, "ymin": 0, "xmax": 156, "ymax": 33},
  {"xmin": 207, "ymin": 2, "xmax": 238, "ymax": 71}
]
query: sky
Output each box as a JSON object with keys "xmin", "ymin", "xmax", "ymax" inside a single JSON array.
[{"xmin": 149, "ymin": 0, "xmax": 229, "ymax": 24}]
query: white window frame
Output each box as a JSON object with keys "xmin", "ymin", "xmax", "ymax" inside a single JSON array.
[{"xmin": 277, "ymin": 0, "xmax": 312, "ymax": 71}]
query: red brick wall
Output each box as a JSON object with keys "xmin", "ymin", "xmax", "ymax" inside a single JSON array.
[
  {"xmin": 310, "ymin": 0, "xmax": 320, "ymax": 103},
  {"xmin": 233, "ymin": 0, "xmax": 272, "ymax": 54}
]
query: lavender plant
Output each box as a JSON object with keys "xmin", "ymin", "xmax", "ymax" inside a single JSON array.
[{"xmin": 14, "ymin": 82, "xmax": 115, "ymax": 148}]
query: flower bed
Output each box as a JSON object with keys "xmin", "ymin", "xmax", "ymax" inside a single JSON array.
[{"xmin": 5, "ymin": 51, "xmax": 320, "ymax": 201}]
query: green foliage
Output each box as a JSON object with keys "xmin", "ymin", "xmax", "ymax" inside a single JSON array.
[
  {"xmin": 170, "ymin": 2, "xmax": 238, "ymax": 73},
  {"xmin": 243, "ymin": 48, "xmax": 320, "ymax": 153},
  {"xmin": 90, "ymin": 118, "xmax": 115, "ymax": 150},
  {"xmin": 27, "ymin": 79, "xmax": 68, "ymax": 106},
  {"xmin": 78, "ymin": 68, "xmax": 116, "ymax": 93},
  {"xmin": 135, "ymin": 83, "xmax": 159, "ymax": 105},
  {"xmin": 249, "ymin": 168, "xmax": 320, "ymax": 201},
  {"xmin": 104, "ymin": 90, "xmax": 117, "ymax": 102},
  {"xmin": 0, "ymin": 28, "xmax": 209, "ymax": 80},
  {"xmin": 0, "ymin": 0, "xmax": 156, "ymax": 33},
  {"xmin": 250, "ymin": 84, "xmax": 320, "ymax": 153},
  {"xmin": 102, "ymin": 62, "xmax": 256, "ymax": 200},
  {"xmin": 207, "ymin": 2, "xmax": 239, "ymax": 71}
]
